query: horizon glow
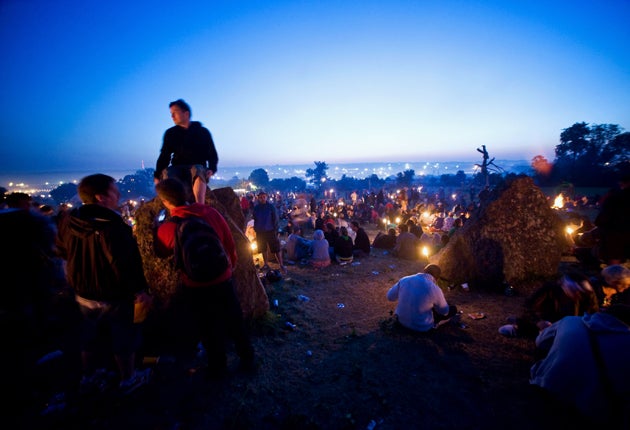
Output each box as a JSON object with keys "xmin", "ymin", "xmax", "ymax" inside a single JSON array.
[{"xmin": 1, "ymin": 0, "xmax": 629, "ymax": 174}]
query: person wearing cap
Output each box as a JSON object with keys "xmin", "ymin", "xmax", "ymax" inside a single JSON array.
[
  {"xmin": 252, "ymin": 191, "xmax": 286, "ymax": 273},
  {"xmin": 386, "ymin": 264, "xmax": 457, "ymax": 332}
]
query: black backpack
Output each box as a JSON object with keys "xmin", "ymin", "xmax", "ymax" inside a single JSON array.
[{"xmin": 172, "ymin": 216, "xmax": 230, "ymax": 282}]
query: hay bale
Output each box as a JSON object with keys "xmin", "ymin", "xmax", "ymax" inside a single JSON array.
[
  {"xmin": 134, "ymin": 187, "xmax": 269, "ymax": 319},
  {"xmin": 431, "ymin": 176, "xmax": 565, "ymax": 291}
]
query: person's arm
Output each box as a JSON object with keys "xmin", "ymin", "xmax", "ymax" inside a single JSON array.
[
  {"xmin": 204, "ymin": 129, "xmax": 218, "ymax": 175},
  {"xmin": 155, "ymin": 221, "xmax": 176, "ymax": 258},
  {"xmin": 155, "ymin": 131, "xmax": 172, "ymax": 181},
  {"xmin": 386, "ymin": 282, "xmax": 400, "ymax": 301},
  {"xmin": 534, "ymin": 321, "xmax": 558, "ymax": 355},
  {"xmin": 432, "ymin": 284, "xmax": 450, "ymax": 316},
  {"xmin": 109, "ymin": 223, "xmax": 150, "ymax": 295},
  {"xmin": 298, "ymin": 236, "xmax": 312, "ymax": 246},
  {"xmin": 272, "ymin": 206, "xmax": 279, "ymax": 232}
]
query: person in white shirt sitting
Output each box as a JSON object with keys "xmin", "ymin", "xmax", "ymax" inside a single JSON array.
[{"xmin": 386, "ymin": 264, "xmax": 457, "ymax": 332}]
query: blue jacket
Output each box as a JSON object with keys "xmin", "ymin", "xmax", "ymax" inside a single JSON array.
[{"xmin": 252, "ymin": 202, "xmax": 278, "ymax": 233}]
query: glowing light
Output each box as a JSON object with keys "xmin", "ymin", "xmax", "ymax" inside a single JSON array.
[
  {"xmin": 421, "ymin": 246, "xmax": 430, "ymax": 257},
  {"xmin": 565, "ymin": 226, "xmax": 574, "ymax": 235},
  {"xmin": 250, "ymin": 242, "xmax": 257, "ymax": 252},
  {"xmin": 552, "ymin": 194, "xmax": 564, "ymax": 209}
]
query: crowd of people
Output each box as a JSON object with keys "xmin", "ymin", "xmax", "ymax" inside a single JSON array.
[
  {"xmin": 241, "ymin": 176, "xmax": 630, "ymax": 425},
  {"xmin": 235, "ymin": 181, "xmax": 483, "ymax": 272},
  {"xmin": 1, "ymin": 99, "xmax": 253, "ymax": 424},
  {"xmin": 1, "ymin": 98, "xmax": 629, "ymax": 427}
]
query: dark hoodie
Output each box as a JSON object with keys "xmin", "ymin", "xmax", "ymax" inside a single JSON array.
[
  {"xmin": 56, "ymin": 204, "xmax": 148, "ymax": 302},
  {"xmin": 155, "ymin": 121, "xmax": 219, "ymax": 180}
]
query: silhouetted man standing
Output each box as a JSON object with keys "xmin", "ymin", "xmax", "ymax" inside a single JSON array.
[{"xmin": 155, "ymin": 99, "xmax": 219, "ymax": 204}]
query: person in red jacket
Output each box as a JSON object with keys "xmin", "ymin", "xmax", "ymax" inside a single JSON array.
[{"xmin": 155, "ymin": 178, "xmax": 254, "ymax": 377}]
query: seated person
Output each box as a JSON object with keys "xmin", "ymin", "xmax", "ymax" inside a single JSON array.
[
  {"xmin": 334, "ymin": 226, "xmax": 354, "ymax": 265},
  {"xmin": 370, "ymin": 207, "xmax": 380, "ymax": 224},
  {"xmin": 289, "ymin": 203, "xmax": 311, "ymax": 233},
  {"xmin": 419, "ymin": 231, "xmax": 433, "ymax": 247},
  {"xmin": 309, "ymin": 229, "xmax": 331, "ymax": 269},
  {"xmin": 530, "ymin": 304, "xmax": 630, "ymax": 426},
  {"xmin": 448, "ymin": 217, "xmax": 463, "ymax": 237},
  {"xmin": 442, "ymin": 212, "xmax": 455, "ymax": 232},
  {"xmin": 350, "ymin": 221, "xmax": 370, "ymax": 257},
  {"xmin": 314, "ymin": 212, "xmax": 327, "ymax": 232},
  {"xmin": 340, "ymin": 215, "xmax": 356, "ymax": 242},
  {"xmin": 373, "ymin": 228, "xmax": 397, "ymax": 250},
  {"xmin": 570, "ymin": 218, "xmax": 601, "ymax": 269},
  {"xmin": 284, "ymin": 225, "xmax": 312, "ymax": 263},
  {"xmin": 336, "ymin": 213, "xmax": 349, "ymax": 231},
  {"xmin": 392, "ymin": 223, "xmax": 420, "ymax": 260},
  {"xmin": 435, "ymin": 233, "xmax": 449, "ymax": 251},
  {"xmin": 429, "ymin": 213, "xmax": 445, "ymax": 232},
  {"xmin": 406, "ymin": 218, "xmax": 423, "ymax": 238},
  {"xmin": 386, "ymin": 264, "xmax": 457, "ymax": 332},
  {"xmin": 600, "ymin": 264, "xmax": 630, "ymax": 306},
  {"xmin": 324, "ymin": 222, "xmax": 339, "ymax": 260},
  {"xmin": 245, "ymin": 219, "xmax": 256, "ymax": 243},
  {"xmin": 499, "ymin": 270, "xmax": 600, "ymax": 338}
]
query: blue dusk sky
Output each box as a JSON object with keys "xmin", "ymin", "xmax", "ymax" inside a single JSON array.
[{"xmin": 1, "ymin": 0, "xmax": 629, "ymax": 174}]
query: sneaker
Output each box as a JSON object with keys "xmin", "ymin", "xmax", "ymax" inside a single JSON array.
[
  {"xmin": 119, "ymin": 368, "xmax": 152, "ymax": 395},
  {"xmin": 498, "ymin": 324, "xmax": 518, "ymax": 337}
]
